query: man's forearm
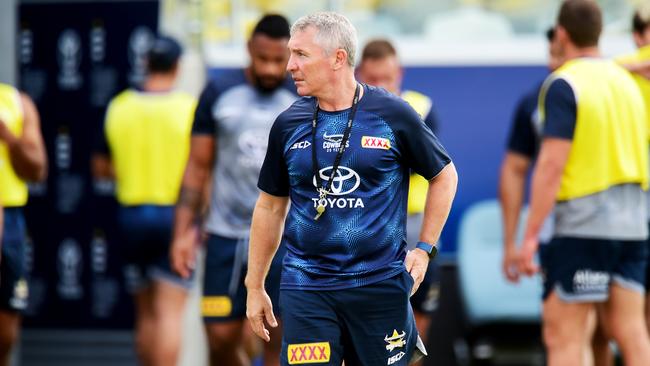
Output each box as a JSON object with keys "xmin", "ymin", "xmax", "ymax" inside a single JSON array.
[
  {"xmin": 419, "ymin": 163, "xmax": 458, "ymax": 245},
  {"xmin": 245, "ymin": 196, "xmax": 288, "ymax": 290},
  {"xmin": 525, "ymin": 150, "xmax": 564, "ymax": 240},
  {"xmin": 498, "ymin": 155, "xmax": 530, "ymax": 249},
  {"xmin": 8, "ymin": 139, "xmax": 46, "ymax": 182},
  {"xmin": 174, "ymin": 162, "xmax": 211, "ymax": 235}
]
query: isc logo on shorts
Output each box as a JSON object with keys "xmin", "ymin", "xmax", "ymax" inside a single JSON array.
[
  {"xmin": 201, "ymin": 296, "xmax": 232, "ymax": 317},
  {"xmin": 287, "ymin": 341, "xmax": 330, "ymax": 364},
  {"xmin": 361, "ymin": 136, "xmax": 391, "ymax": 150}
]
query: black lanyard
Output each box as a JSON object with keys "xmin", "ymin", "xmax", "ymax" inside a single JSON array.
[{"xmin": 311, "ymin": 83, "xmax": 361, "ymax": 219}]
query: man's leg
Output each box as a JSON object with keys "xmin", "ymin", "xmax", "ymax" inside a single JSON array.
[
  {"xmin": 592, "ymin": 306, "xmax": 613, "ymax": 366},
  {"xmin": 203, "ymin": 234, "xmax": 250, "ymax": 366},
  {"xmin": 542, "ymin": 291, "xmax": 593, "ymax": 366},
  {"xmin": 151, "ymin": 280, "xmax": 188, "ymax": 366},
  {"xmin": 0, "ymin": 311, "xmax": 19, "ymax": 366},
  {"xmin": 134, "ymin": 286, "xmax": 155, "ymax": 366},
  {"xmin": 601, "ymin": 284, "xmax": 650, "ymax": 366}
]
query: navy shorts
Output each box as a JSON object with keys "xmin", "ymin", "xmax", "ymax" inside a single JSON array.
[
  {"xmin": 202, "ymin": 234, "xmax": 284, "ymax": 323},
  {"xmin": 118, "ymin": 205, "xmax": 192, "ymax": 292},
  {"xmin": 280, "ymin": 269, "xmax": 426, "ymax": 366},
  {"xmin": 540, "ymin": 236, "xmax": 647, "ymax": 302},
  {"xmin": 0, "ymin": 208, "xmax": 29, "ymax": 312}
]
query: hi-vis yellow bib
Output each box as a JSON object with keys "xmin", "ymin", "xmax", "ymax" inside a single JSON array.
[
  {"xmin": 105, "ymin": 89, "xmax": 196, "ymax": 205},
  {"xmin": 0, "ymin": 83, "xmax": 28, "ymax": 207},
  {"xmin": 539, "ymin": 59, "xmax": 648, "ymax": 201},
  {"xmin": 616, "ymin": 45, "xmax": 650, "ymax": 141},
  {"xmin": 402, "ymin": 90, "xmax": 433, "ymax": 214}
]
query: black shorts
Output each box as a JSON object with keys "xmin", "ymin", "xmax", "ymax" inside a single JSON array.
[{"xmin": 540, "ymin": 236, "xmax": 647, "ymax": 302}]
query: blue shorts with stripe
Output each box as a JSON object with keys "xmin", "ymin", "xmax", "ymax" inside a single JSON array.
[
  {"xmin": 540, "ymin": 236, "xmax": 647, "ymax": 302},
  {"xmin": 279, "ymin": 269, "xmax": 426, "ymax": 366},
  {"xmin": 202, "ymin": 233, "xmax": 285, "ymax": 322},
  {"xmin": 0, "ymin": 208, "xmax": 29, "ymax": 312},
  {"xmin": 118, "ymin": 205, "xmax": 192, "ymax": 292}
]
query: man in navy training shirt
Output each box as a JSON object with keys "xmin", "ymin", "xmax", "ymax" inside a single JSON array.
[{"xmin": 245, "ymin": 12, "xmax": 457, "ymax": 366}]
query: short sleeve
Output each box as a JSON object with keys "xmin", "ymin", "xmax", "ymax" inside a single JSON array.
[
  {"xmin": 506, "ymin": 93, "xmax": 538, "ymax": 158},
  {"xmin": 541, "ymin": 78, "xmax": 577, "ymax": 140},
  {"xmin": 393, "ymin": 103, "xmax": 452, "ymax": 180},
  {"xmin": 191, "ymin": 81, "xmax": 219, "ymax": 136},
  {"xmin": 258, "ymin": 117, "xmax": 290, "ymax": 196},
  {"xmin": 423, "ymin": 104, "xmax": 440, "ymax": 134}
]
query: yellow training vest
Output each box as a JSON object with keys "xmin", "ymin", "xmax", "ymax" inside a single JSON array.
[
  {"xmin": 402, "ymin": 90, "xmax": 433, "ymax": 214},
  {"xmin": 539, "ymin": 59, "xmax": 648, "ymax": 201},
  {"xmin": 0, "ymin": 83, "xmax": 28, "ymax": 207},
  {"xmin": 105, "ymin": 89, "xmax": 197, "ymax": 205},
  {"xmin": 616, "ymin": 45, "xmax": 650, "ymax": 141}
]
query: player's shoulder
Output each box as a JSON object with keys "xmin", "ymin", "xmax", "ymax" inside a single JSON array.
[
  {"xmin": 363, "ymin": 84, "xmax": 421, "ymax": 125},
  {"xmin": 276, "ymin": 97, "xmax": 314, "ymax": 124},
  {"xmin": 203, "ymin": 69, "xmax": 248, "ymax": 98}
]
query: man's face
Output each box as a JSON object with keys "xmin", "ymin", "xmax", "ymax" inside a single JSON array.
[
  {"xmin": 634, "ymin": 27, "xmax": 650, "ymax": 48},
  {"xmin": 357, "ymin": 56, "xmax": 402, "ymax": 95},
  {"xmin": 248, "ymin": 34, "xmax": 290, "ymax": 92},
  {"xmin": 286, "ymin": 27, "xmax": 335, "ymax": 97},
  {"xmin": 548, "ymin": 30, "xmax": 563, "ymax": 72}
]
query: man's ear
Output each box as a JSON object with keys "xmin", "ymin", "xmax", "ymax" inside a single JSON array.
[{"xmin": 332, "ymin": 48, "xmax": 348, "ymax": 70}]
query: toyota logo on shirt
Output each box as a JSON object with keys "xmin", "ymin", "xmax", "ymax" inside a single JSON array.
[{"xmin": 312, "ymin": 166, "xmax": 360, "ymax": 196}]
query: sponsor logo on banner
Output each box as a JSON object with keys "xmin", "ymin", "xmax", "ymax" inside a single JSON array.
[
  {"xmin": 287, "ymin": 342, "xmax": 330, "ymax": 364},
  {"xmin": 387, "ymin": 351, "xmax": 406, "ymax": 365},
  {"xmin": 361, "ymin": 136, "xmax": 391, "ymax": 150},
  {"xmin": 57, "ymin": 238, "xmax": 83, "ymax": 299},
  {"xmin": 202, "ymin": 296, "xmax": 232, "ymax": 317},
  {"xmin": 384, "ymin": 329, "xmax": 407, "ymax": 352},
  {"xmin": 9, "ymin": 279, "xmax": 29, "ymax": 310},
  {"xmin": 57, "ymin": 29, "xmax": 83, "ymax": 90}
]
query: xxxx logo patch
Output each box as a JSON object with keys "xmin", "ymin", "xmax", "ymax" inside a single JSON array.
[
  {"xmin": 361, "ymin": 136, "xmax": 391, "ymax": 150},
  {"xmin": 287, "ymin": 342, "xmax": 331, "ymax": 364}
]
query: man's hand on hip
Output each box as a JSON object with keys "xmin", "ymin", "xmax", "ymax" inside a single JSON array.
[
  {"xmin": 405, "ymin": 249, "xmax": 430, "ymax": 296},
  {"xmin": 246, "ymin": 287, "xmax": 278, "ymax": 342}
]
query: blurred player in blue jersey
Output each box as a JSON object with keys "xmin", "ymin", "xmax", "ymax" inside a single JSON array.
[
  {"xmin": 0, "ymin": 84, "xmax": 47, "ymax": 366},
  {"xmin": 246, "ymin": 12, "xmax": 457, "ymax": 366},
  {"xmin": 356, "ymin": 38, "xmax": 442, "ymax": 359},
  {"xmin": 170, "ymin": 14, "xmax": 296, "ymax": 366}
]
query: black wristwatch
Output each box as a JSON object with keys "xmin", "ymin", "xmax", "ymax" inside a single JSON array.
[{"xmin": 415, "ymin": 241, "xmax": 438, "ymax": 259}]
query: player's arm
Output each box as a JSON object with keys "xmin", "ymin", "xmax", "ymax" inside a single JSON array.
[
  {"xmin": 519, "ymin": 78, "xmax": 575, "ymax": 276},
  {"xmin": 499, "ymin": 152, "xmax": 531, "ymax": 281},
  {"xmin": 245, "ymin": 192, "xmax": 289, "ymax": 341},
  {"xmin": 171, "ymin": 135, "xmax": 215, "ymax": 278},
  {"xmin": 170, "ymin": 82, "xmax": 218, "ymax": 278},
  {"xmin": 499, "ymin": 95, "xmax": 537, "ymax": 282},
  {"xmin": 0, "ymin": 93, "xmax": 47, "ymax": 182},
  {"xmin": 621, "ymin": 60, "xmax": 650, "ymax": 80}
]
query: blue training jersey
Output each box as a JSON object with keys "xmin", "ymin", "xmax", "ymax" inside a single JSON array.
[{"xmin": 258, "ymin": 84, "xmax": 451, "ymax": 290}]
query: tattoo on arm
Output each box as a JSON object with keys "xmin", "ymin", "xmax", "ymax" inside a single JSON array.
[{"xmin": 178, "ymin": 186, "xmax": 202, "ymax": 214}]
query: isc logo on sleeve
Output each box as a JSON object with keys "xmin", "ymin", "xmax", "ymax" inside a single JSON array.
[
  {"xmin": 361, "ymin": 136, "xmax": 391, "ymax": 150},
  {"xmin": 287, "ymin": 341, "xmax": 331, "ymax": 364}
]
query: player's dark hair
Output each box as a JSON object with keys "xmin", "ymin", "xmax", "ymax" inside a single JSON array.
[
  {"xmin": 147, "ymin": 35, "xmax": 182, "ymax": 73},
  {"xmin": 361, "ymin": 39, "xmax": 397, "ymax": 62},
  {"xmin": 557, "ymin": 0, "xmax": 602, "ymax": 48},
  {"xmin": 252, "ymin": 14, "xmax": 290, "ymax": 39},
  {"xmin": 633, "ymin": 5, "xmax": 650, "ymax": 35}
]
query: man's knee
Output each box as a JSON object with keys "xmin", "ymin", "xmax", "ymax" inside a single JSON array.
[{"xmin": 205, "ymin": 322, "xmax": 244, "ymax": 352}]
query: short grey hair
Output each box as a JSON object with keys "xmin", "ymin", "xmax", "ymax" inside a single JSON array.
[{"xmin": 291, "ymin": 12, "xmax": 358, "ymax": 67}]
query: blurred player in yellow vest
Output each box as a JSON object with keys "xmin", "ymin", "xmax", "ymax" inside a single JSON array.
[
  {"xmin": 616, "ymin": 1, "xmax": 650, "ymax": 340},
  {"xmin": 0, "ymin": 83, "xmax": 47, "ymax": 366},
  {"xmin": 92, "ymin": 36, "xmax": 196, "ymax": 366},
  {"xmin": 517, "ymin": 1, "xmax": 650, "ymax": 365},
  {"xmin": 357, "ymin": 39, "xmax": 441, "ymax": 360}
]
